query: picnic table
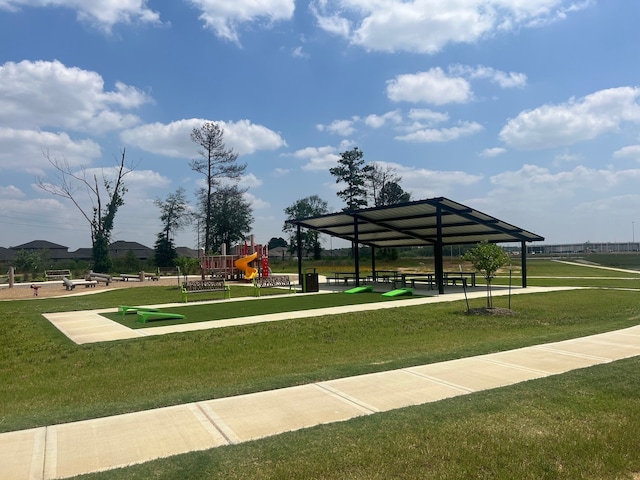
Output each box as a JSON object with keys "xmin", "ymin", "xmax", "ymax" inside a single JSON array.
[
  {"xmin": 370, "ymin": 270, "xmax": 399, "ymax": 283},
  {"xmin": 327, "ymin": 272, "xmax": 357, "ymax": 285},
  {"xmin": 399, "ymin": 272, "xmax": 477, "ymax": 290}
]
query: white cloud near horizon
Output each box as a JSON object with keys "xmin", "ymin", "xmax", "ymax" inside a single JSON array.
[
  {"xmin": 310, "ymin": 0, "xmax": 589, "ymax": 54},
  {"xmin": 499, "ymin": 86, "xmax": 640, "ymax": 150},
  {"xmin": 121, "ymin": 118, "xmax": 287, "ymax": 157}
]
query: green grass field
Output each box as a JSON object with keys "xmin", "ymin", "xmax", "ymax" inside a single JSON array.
[
  {"xmin": 105, "ymin": 291, "xmax": 411, "ymax": 328},
  {"xmin": 2, "ymin": 259, "xmax": 640, "ymax": 478}
]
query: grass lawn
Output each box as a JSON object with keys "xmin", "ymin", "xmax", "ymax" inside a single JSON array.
[
  {"xmin": 105, "ymin": 291, "xmax": 413, "ymax": 329},
  {"xmin": 1, "ymin": 260, "xmax": 640, "ymax": 478}
]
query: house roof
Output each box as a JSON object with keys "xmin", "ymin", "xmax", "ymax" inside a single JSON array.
[
  {"xmin": 285, "ymin": 197, "xmax": 544, "ymax": 248},
  {"xmin": 10, "ymin": 240, "xmax": 68, "ymax": 250},
  {"xmin": 109, "ymin": 241, "xmax": 153, "ymax": 251}
]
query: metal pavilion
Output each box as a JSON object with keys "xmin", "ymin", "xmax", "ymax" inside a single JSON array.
[{"xmin": 285, "ymin": 197, "xmax": 545, "ymax": 294}]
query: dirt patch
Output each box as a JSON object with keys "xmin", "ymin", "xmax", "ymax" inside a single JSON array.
[
  {"xmin": 466, "ymin": 307, "xmax": 517, "ymax": 316},
  {"xmin": 0, "ymin": 277, "xmax": 180, "ymax": 301}
]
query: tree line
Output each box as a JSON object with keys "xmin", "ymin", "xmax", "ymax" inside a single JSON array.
[{"xmin": 38, "ymin": 125, "xmax": 410, "ymax": 272}]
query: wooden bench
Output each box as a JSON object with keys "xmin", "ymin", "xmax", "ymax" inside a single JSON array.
[
  {"xmin": 45, "ymin": 269, "xmax": 71, "ymax": 280},
  {"xmin": 180, "ymin": 279, "xmax": 230, "ymax": 303},
  {"xmin": 62, "ymin": 277, "xmax": 98, "ymax": 290},
  {"xmin": 253, "ymin": 275, "xmax": 294, "ymax": 296}
]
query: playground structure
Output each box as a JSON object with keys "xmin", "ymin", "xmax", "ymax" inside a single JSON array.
[{"xmin": 199, "ymin": 236, "xmax": 270, "ymax": 281}]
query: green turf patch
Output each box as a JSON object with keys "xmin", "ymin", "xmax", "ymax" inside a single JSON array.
[{"xmin": 101, "ymin": 292, "xmax": 415, "ymax": 328}]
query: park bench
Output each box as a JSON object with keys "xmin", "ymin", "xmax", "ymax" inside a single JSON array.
[
  {"xmin": 253, "ymin": 275, "xmax": 295, "ymax": 296},
  {"xmin": 45, "ymin": 269, "xmax": 71, "ymax": 280},
  {"xmin": 62, "ymin": 277, "xmax": 98, "ymax": 290},
  {"xmin": 136, "ymin": 311, "xmax": 185, "ymax": 323},
  {"xmin": 180, "ymin": 279, "xmax": 230, "ymax": 303}
]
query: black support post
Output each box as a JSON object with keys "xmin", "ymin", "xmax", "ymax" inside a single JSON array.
[
  {"xmin": 521, "ymin": 240, "xmax": 527, "ymax": 288},
  {"xmin": 296, "ymin": 226, "xmax": 303, "ymax": 287},
  {"xmin": 435, "ymin": 205, "xmax": 445, "ymax": 294},
  {"xmin": 354, "ymin": 218, "xmax": 360, "ymax": 287}
]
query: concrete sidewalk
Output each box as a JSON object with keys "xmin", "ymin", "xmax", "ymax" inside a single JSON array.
[
  {"xmin": 44, "ymin": 286, "xmax": 580, "ymax": 345},
  {"xmin": 3, "ymin": 321, "xmax": 640, "ymax": 479}
]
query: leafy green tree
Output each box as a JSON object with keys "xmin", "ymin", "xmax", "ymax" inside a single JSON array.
[
  {"xmin": 268, "ymin": 237, "xmax": 287, "ymax": 249},
  {"xmin": 154, "ymin": 188, "xmax": 190, "ymax": 266},
  {"xmin": 283, "ymin": 195, "xmax": 329, "ymax": 260},
  {"xmin": 190, "ymin": 122, "xmax": 246, "ymax": 253},
  {"xmin": 154, "ymin": 234, "xmax": 178, "ymax": 268},
  {"xmin": 14, "ymin": 250, "xmax": 41, "ymax": 281},
  {"xmin": 198, "ymin": 185, "xmax": 253, "ymax": 253},
  {"xmin": 463, "ymin": 241, "xmax": 510, "ymax": 308},
  {"xmin": 378, "ymin": 181, "xmax": 411, "ymax": 205},
  {"xmin": 175, "ymin": 255, "xmax": 200, "ymax": 281},
  {"xmin": 329, "ymin": 147, "xmax": 372, "ymax": 211}
]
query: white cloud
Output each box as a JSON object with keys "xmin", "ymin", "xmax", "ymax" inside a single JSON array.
[
  {"xmin": 480, "ymin": 147, "xmax": 506, "ymax": 157},
  {"xmin": 386, "ymin": 68, "xmax": 472, "ymax": 105},
  {"xmin": 396, "ymin": 121, "xmax": 483, "ymax": 143},
  {"xmin": 121, "ymin": 118, "xmax": 287, "ymax": 157},
  {"xmin": 316, "ymin": 118, "xmax": 359, "ymax": 136},
  {"xmin": 188, "ymin": 0, "xmax": 295, "ymax": 44},
  {"xmin": 290, "ymin": 145, "xmax": 341, "ymax": 171},
  {"xmin": 0, "ymin": 0, "xmax": 161, "ymax": 31},
  {"xmin": 311, "ymin": 0, "xmax": 588, "ymax": 54},
  {"xmin": 239, "ymin": 173, "xmax": 263, "ymax": 188},
  {"xmin": 291, "ymin": 46, "xmax": 309, "ymax": 59},
  {"xmin": 449, "ymin": 64, "xmax": 527, "ymax": 88},
  {"xmin": 396, "ymin": 165, "xmax": 483, "ymax": 199},
  {"xmin": 0, "ymin": 127, "xmax": 102, "ymax": 174},
  {"xmin": 245, "ymin": 191, "xmax": 270, "ymax": 210},
  {"xmin": 499, "ymin": 86, "xmax": 640, "ymax": 150},
  {"xmin": 0, "ymin": 60, "xmax": 150, "ymax": 133},
  {"xmin": 613, "ymin": 145, "xmax": 640, "ymax": 161},
  {"xmin": 0, "ymin": 185, "xmax": 25, "ymax": 199},
  {"xmin": 554, "ymin": 152, "xmax": 582, "ymax": 164},
  {"xmin": 490, "ymin": 164, "xmax": 640, "ymax": 198},
  {"xmin": 365, "ymin": 110, "xmax": 402, "ymax": 129}
]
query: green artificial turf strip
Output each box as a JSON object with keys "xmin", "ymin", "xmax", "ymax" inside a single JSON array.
[
  {"xmin": 69, "ymin": 356, "xmax": 640, "ymax": 480},
  {"xmin": 103, "ymin": 291, "xmax": 412, "ymax": 328},
  {"xmin": 1, "ymin": 288, "xmax": 639, "ymax": 433}
]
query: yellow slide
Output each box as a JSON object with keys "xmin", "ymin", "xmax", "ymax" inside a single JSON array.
[{"xmin": 234, "ymin": 251, "xmax": 258, "ymax": 280}]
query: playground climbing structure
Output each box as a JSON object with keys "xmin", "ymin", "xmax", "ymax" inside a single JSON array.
[{"xmin": 199, "ymin": 237, "xmax": 270, "ymax": 281}]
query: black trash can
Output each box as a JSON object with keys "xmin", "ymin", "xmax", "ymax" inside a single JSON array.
[{"xmin": 303, "ymin": 268, "xmax": 319, "ymax": 293}]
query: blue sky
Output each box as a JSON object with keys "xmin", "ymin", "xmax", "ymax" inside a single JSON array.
[{"xmin": 1, "ymin": 0, "xmax": 640, "ymax": 251}]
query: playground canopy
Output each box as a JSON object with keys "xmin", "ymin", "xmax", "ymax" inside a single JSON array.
[{"xmin": 285, "ymin": 197, "xmax": 544, "ymax": 293}]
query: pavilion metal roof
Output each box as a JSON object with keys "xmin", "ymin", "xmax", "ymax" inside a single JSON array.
[{"xmin": 285, "ymin": 197, "xmax": 544, "ymax": 248}]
